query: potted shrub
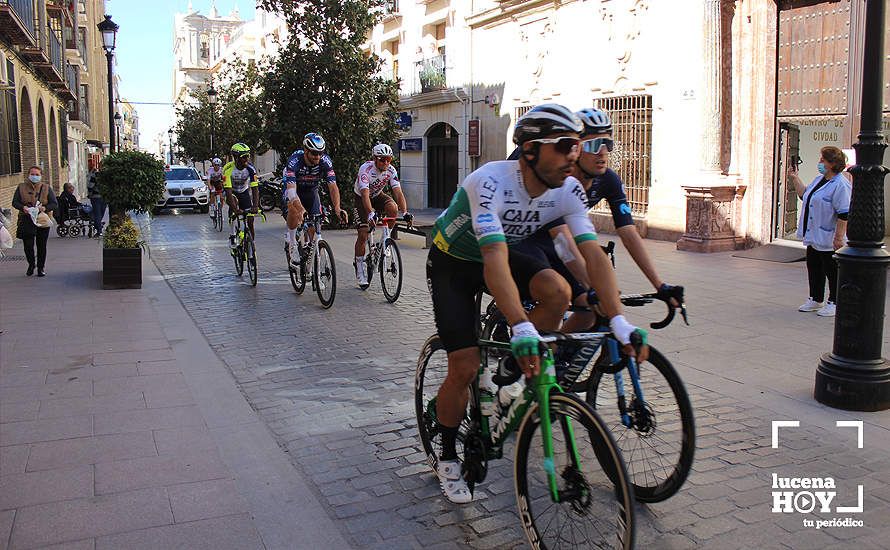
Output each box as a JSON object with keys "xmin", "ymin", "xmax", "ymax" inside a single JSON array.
[{"xmin": 95, "ymin": 151, "xmax": 165, "ymax": 289}]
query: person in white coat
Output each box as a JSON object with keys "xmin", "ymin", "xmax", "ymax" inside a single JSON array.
[{"xmin": 788, "ymin": 146, "xmax": 852, "ymax": 317}]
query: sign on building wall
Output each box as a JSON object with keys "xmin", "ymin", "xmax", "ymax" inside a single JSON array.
[
  {"xmin": 398, "ymin": 138, "xmax": 423, "ymax": 151},
  {"xmin": 468, "ymin": 119, "xmax": 480, "ymax": 157}
]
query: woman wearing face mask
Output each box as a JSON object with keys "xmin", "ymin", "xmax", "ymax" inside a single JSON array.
[
  {"xmin": 787, "ymin": 146, "xmax": 851, "ymax": 317},
  {"xmin": 12, "ymin": 166, "xmax": 58, "ymax": 277}
]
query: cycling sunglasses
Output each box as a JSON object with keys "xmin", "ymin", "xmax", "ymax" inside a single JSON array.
[
  {"xmin": 375, "ymin": 156, "xmax": 393, "ymax": 162},
  {"xmin": 581, "ymin": 137, "xmax": 614, "ymax": 154},
  {"xmin": 528, "ymin": 136, "xmax": 581, "ymax": 155}
]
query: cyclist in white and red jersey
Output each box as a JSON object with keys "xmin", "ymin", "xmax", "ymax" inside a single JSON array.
[
  {"xmin": 425, "ymin": 104, "xmax": 646, "ymax": 503},
  {"xmin": 206, "ymin": 157, "xmax": 224, "ymax": 219},
  {"xmin": 353, "ymin": 143, "xmax": 411, "ymax": 287}
]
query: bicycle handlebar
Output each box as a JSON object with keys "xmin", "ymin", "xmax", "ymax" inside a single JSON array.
[{"xmin": 573, "ymin": 290, "xmax": 689, "ymax": 329}]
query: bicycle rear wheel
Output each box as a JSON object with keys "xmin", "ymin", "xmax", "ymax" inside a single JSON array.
[
  {"xmin": 585, "ymin": 345, "xmax": 695, "ymax": 503},
  {"xmin": 314, "ymin": 240, "xmax": 336, "ymax": 308},
  {"xmin": 515, "ymin": 392, "xmax": 635, "ymax": 550},
  {"xmin": 244, "ymin": 235, "xmax": 258, "ymax": 286},
  {"xmin": 415, "ymin": 336, "xmax": 470, "ymax": 474},
  {"xmin": 286, "ymin": 243, "xmax": 305, "ymax": 294},
  {"xmin": 379, "ymin": 238, "xmax": 403, "ymax": 303}
]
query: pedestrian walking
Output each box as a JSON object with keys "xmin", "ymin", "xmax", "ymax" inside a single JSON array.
[
  {"xmin": 87, "ymin": 158, "xmax": 106, "ymax": 236},
  {"xmin": 788, "ymin": 146, "xmax": 851, "ymax": 317},
  {"xmin": 12, "ymin": 166, "xmax": 58, "ymax": 277}
]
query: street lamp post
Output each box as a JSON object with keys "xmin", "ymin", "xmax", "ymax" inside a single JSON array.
[
  {"xmin": 207, "ymin": 85, "xmax": 217, "ymax": 158},
  {"xmin": 815, "ymin": 0, "xmax": 890, "ymax": 411},
  {"xmin": 168, "ymin": 128, "xmax": 174, "ymax": 165},
  {"xmin": 113, "ymin": 112, "xmax": 123, "ymax": 153},
  {"xmin": 97, "ymin": 15, "xmax": 119, "ymax": 154}
]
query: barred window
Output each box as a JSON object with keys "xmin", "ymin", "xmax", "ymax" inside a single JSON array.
[
  {"xmin": 593, "ymin": 95, "xmax": 652, "ymax": 216},
  {"xmin": 0, "ymin": 59, "xmax": 22, "ymax": 176}
]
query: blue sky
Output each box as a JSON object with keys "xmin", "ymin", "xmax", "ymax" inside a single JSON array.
[{"xmin": 107, "ymin": 0, "xmax": 256, "ymax": 148}]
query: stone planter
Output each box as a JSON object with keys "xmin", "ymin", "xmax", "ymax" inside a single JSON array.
[{"xmin": 102, "ymin": 247, "xmax": 142, "ymax": 289}]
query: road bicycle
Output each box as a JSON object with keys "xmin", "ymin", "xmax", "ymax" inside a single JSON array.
[
  {"xmin": 355, "ymin": 214, "xmax": 405, "ymax": 303},
  {"xmin": 285, "ymin": 213, "xmax": 337, "ymax": 308},
  {"xmin": 229, "ymin": 210, "xmax": 265, "ymax": 287},
  {"xmin": 480, "ymin": 289, "xmax": 694, "ymax": 504},
  {"xmin": 209, "ymin": 188, "xmax": 224, "ymax": 232},
  {"xmin": 416, "ymin": 334, "xmax": 635, "ymax": 549}
]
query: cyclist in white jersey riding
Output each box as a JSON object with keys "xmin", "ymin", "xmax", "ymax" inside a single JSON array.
[
  {"xmin": 426, "ymin": 103, "xmax": 646, "ymax": 503},
  {"xmin": 353, "ymin": 143, "xmax": 412, "ymax": 287}
]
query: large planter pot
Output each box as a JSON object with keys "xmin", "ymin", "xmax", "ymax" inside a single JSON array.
[{"xmin": 102, "ymin": 247, "xmax": 142, "ymax": 289}]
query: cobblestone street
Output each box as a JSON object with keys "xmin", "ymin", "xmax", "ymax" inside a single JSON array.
[{"xmin": 141, "ymin": 211, "xmax": 890, "ymax": 549}]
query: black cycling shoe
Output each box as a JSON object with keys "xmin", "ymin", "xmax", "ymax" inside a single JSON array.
[{"xmin": 492, "ymin": 355, "xmax": 522, "ymax": 386}]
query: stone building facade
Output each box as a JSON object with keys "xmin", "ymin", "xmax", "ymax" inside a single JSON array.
[{"xmin": 368, "ymin": 0, "xmax": 890, "ymax": 246}]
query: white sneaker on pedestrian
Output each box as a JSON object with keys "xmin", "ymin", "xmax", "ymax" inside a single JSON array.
[
  {"xmin": 817, "ymin": 302, "xmax": 836, "ymax": 317},
  {"xmin": 798, "ymin": 298, "xmax": 822, "ymax": 312},
  {"xmin": 356, "ymin": 257, "xmax": 368, "ymax": 287},
  {"xmin": 288, "ymin": 242, "xmax": 301, "ymax": 269},
  {"xmin": 436, "ymin": 460, "xmax": 472, "ymax": 504}
]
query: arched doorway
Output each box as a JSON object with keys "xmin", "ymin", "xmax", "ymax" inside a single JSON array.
[
  {"xmin": 425, "ymin": 122, "xmax": 458, "ymax": 208},
  {"xmin": 36, "ymin": 100, "xmax": 50, "ymax": 184},
  {"xmin": 49, "ymin": 109, "xmax": 60, "ymax": 191},
  {"xmin": 19, "ymin": 88, "xmax": 36, "ymax": 170}
]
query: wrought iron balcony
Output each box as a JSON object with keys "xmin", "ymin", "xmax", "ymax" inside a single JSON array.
[
  {"xmin": 414, "ymin": 54, "xmax": 447, "ymax": 94},
  {"xmin": 0, "ymin": 0, "xmax": 37, "ymax": 46}
]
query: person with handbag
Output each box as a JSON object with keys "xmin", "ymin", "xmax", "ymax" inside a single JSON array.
[{"xmin": 12, "ymin": 166, "xmax": 58, "ymax": 277}]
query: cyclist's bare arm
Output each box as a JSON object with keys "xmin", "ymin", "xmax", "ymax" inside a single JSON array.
[
  {"xmin": 617, "ymin": 225, "xmax": 663, "ymax": 290},
  {"xmin": 326, "ymin": 181, "xmax": 344, "ymax": 216},
  {"xmin": 549, "ymin": 224, "xmax": 590, "ymax": 289},
  {"xmin": 480, "ymin": 242, "xmax": 539, "ymax": 377},
  {"xmin": 392, "ymin": 186, "xmax": 408, "ymax": 214}
]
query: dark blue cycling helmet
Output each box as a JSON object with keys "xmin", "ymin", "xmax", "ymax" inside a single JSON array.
[{"xmin": 303, "ymin": 133, "xmax": 326, "ymax": 153}]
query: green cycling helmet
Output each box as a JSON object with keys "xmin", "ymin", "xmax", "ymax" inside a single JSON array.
[{"xmin": 231, "ymin": 142, "xmax": 251, "ymax": 156}]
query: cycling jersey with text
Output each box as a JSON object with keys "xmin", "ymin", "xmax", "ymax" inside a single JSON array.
[
  {"xmin": 431, "ymin": 160, "xmax": 597, "ymax": 262},
  {"xmin": 354, "ymin": 161, "xmax": 401, "ymax": 197},
  {"xmin": 207, "ymin": 166, "xmax": 224, "ymax": 183},
  {"xmin": 283, "ymin": 150, "xmax": 336, "ymax": 190},
  {"xmin": 223, "ymin": 162, "xmax": 258, "ymax": 193}
]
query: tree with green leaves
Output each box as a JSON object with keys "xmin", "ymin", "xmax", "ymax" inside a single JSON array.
[
  {"xmin": 174, "ymin": 60, "xmax": 269, "ymax": 163},
  {"xmin": 258, "ymin": 0, "xmax": 400, "ymax": 208}
]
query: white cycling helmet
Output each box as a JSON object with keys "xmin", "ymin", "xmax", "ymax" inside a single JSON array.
[
  {"xmin": 303, "ymin": 133, "xmax": 326, "ymax": 153},
  {"xmin": 512, "ymin": 103, "xmax": 584, "ymax": 145},
  {"xmin": 212, "ymin": 157, "xmax": 222, "ymax": 166},
  {"xmin": 575, "ymin": 108, "xmax": 612, "ymax": 137},
  {"xmin": 372, "ymin": 143, "xmax": 394, "ymax": 158}
]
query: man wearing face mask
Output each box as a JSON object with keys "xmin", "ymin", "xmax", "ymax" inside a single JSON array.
[{"xmin": 12, "ymin": 166, "xmax": 58, "ymax": 277}]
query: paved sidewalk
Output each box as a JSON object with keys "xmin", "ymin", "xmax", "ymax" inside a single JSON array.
[{"xmin": 0, "ymin": 233, "xmax": 350, "ymax": 549}]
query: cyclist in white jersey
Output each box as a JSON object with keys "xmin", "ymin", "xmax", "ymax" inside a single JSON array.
[
  {"xmin": 353, "ymin": 144, "xmax": 412, "ymax": 286},
  {"xmin": 425, "ymin": 104, "xmax": 645, "ymax": 503}
]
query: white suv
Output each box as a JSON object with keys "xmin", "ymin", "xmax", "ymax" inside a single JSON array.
[{"xmin": 154, "ymin": 165, "xmax": 210, "ymax": 214}]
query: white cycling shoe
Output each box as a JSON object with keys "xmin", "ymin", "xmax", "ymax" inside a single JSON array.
[
  {"xmin": 436, "ymin": 460, "xmax": 472, "ymax": 504},
  {"xmin": 287, "ymin": 242, "xmax": 301, "ymax": 269}
]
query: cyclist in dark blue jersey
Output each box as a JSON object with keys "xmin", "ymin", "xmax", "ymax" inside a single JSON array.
[{"xmin": 282, "ymin": 133, "xmax": 347, "ymax": 267}]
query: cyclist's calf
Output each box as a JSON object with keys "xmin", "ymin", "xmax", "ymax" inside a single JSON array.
[{"xmin": 437, "ymin": 347, "xmax": 480, "ymax": 427}]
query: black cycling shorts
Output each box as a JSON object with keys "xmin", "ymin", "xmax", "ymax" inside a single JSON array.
[
  {"xmin": 282, "ymin": 187, "xmax": 321, "ymax": 219},
  {"xmin": 426, "ymin": 245, "xmax": 551, "ymax": 353},
  {"xmin": 511, "ymin": 227, "xmax": 586, "ymax": 299},
  {"xmin": 233, "ymin": 189, "xmax": 254, "ymax": 211}
]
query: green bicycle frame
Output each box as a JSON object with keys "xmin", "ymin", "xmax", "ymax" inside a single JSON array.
[{"xmin": 477, "ymin": 339, "xmax": 584, "ymax": 502}]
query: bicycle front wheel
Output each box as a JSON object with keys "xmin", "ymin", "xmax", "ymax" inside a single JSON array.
[
  {"xmin": 245, "ymin": 235, "xmax": 258, "ymax": 287},
  {"xmin": 214, "ymin": 201, "xmax": 224, "ymax": 232},
  {"xmin": 585, "ymin": 345, "xmax": 695, "ymax": 503},
  {"xmin": 314, "ymin": 239, "xmax": 336, "ymax": 308},
  {"xmin": 379, "ymin": 238, "xmax": 403, "ymax": 303},
  {"xmin": 515, "ymin": 392, "xmax": 635, "ymax": 550}
]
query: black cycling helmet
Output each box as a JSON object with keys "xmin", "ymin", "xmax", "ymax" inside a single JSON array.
[{"xmin": 512, "ymin": 103, "xmax": 583, "ymax": 145}]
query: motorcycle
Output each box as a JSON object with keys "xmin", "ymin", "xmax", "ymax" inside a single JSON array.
[{"xmin": 258, "ymin": 174, "xmax": 283, "ymax": 213}]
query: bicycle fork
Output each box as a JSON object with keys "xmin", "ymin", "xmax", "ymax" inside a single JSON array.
[
  {"xmin": 606, "ymin": 338, "xmax": 647, "ymax": 429},
  {"xmin": 535, "ymin": 351, "xmax": 583, "ymax": 503}
]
